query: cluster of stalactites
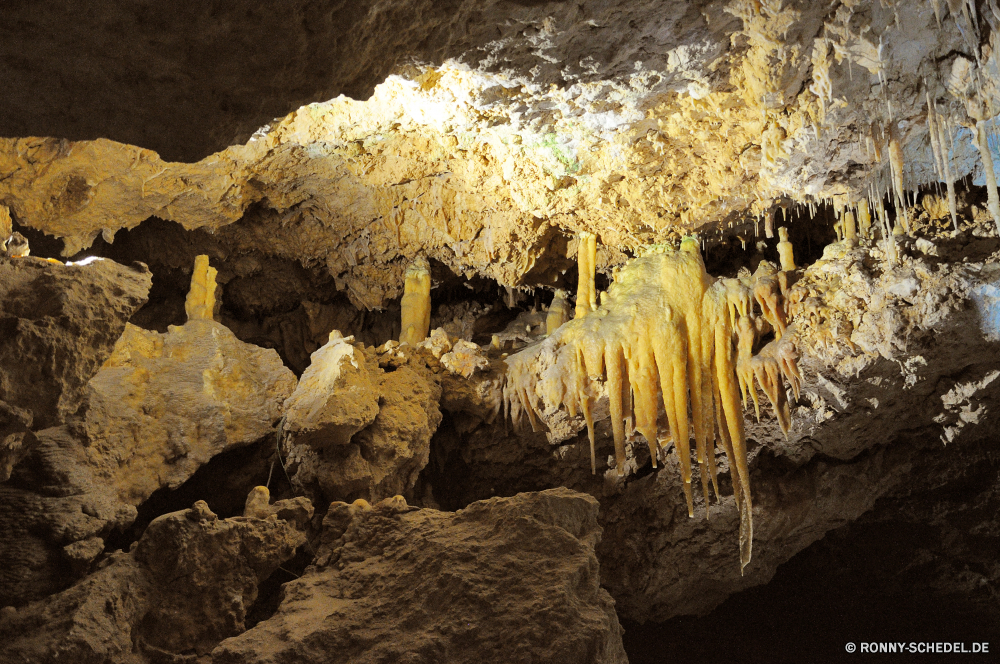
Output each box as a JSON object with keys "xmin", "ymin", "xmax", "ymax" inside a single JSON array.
[{"xmin": 504, "ymin": 238, "xmax": 803, "ymax": 571}]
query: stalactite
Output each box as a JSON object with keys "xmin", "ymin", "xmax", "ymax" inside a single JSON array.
[
  {"xmin": 503, "ymin": 240, "xmax": 801, "ymax": 572},
  {"xmin": 975, "ymin": 119, "xmax": 1000, "ymax": 236},
  {"xmin": 937, "ymin": 110, "xmax": 960, "ymax": 232},
  {"xmin": 888, "ymin": 124, "xmax": 910, "ymax": 234},
  {"xmin": 575, "ymin": 232, "xmax": 598, "ymax": 319},
  {"xmin": 927, "ymin": 93, "xmax": 946, "ymax": 185}
]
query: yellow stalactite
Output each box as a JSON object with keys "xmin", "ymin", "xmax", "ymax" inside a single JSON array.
[
  {"xmin": 575, "ymin": 232, "xmax": 598, "ymax": 319},
  {"xmin": 502, "ymin": 239, "xmax": 798, "ymax": 572}
]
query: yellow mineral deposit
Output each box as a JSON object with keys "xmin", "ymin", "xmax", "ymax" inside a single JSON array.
[
  {"xmin": 574, "ymin": 232, "xmax": 598, "ymax": 319},
  {"xmin": 858, "ymin": 199, "xmax": 872, "ymax": 238},
  {"xmin": 546, "ymin": 289, "xmax": 571, "ymax": 335},
  {"xmin": 777, "ymin": 227, "xmax": 796, "ymax": 271},
  {"xmin": 888, "ymin": 125, "xmax": 910, "ymax": 234},
  {"xmin": 503, "ymin": 236, "xmax": 799, "ymax": 571},
  {"xmin": 243, "ymin": 485, "xmax": 272, "ymax": 519},
  {"xmin": 0, "ymin": 204, "xmax": 11, "ymax": 243},
  {"xmin": 843, "ymin": 209, "xmax": 857, "ymax": 242},
  {"xmin": 751, "ymin": 261, "xmax": 787, "ymax": 340},
  {"xmin": 399, "ymin": 256, "xmax": 431, "ymax": 346},
  {"xmin": 184, "ymin": 254, "xmax": 218, "ymax": 321}
]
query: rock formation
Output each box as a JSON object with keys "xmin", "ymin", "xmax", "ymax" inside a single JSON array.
[
  {"xmin": 0, "ymin": 493, "xmax": 311, "ymax": 662},
  {"xmin": 212, "ymin": 489, "xmax": 627, "ymax": 664},
  {"xmin": 2, "ymin": 1, "xmax": 1000, "ymax": 661}
]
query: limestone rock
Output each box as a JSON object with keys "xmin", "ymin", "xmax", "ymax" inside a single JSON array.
[
  {"xmin": 0, "ymin": 255, "xmax": 151, "ymax": 479},
  {"xmin": 1, "ymin": 318, "xmax": 296, "ymax": 605},
  {"xmin": 282, "ymin": 332, "xmax": 378, "ymax": 449},
  {"xmin": 85, "ymin": 320, "xmax": 297, "ymax": 505},
  {"xmin": 0, "ymin": 2, "xmax": 987, "ymax": 309},
  {"xmin": 0, "ymin": 426, "xmax": 139, "ymax": 605},
  {"xmin": 282, "ymin": 339, "xmax": 442, "ymax": 504},
  {"xmin": 0, "ymin": 497, "xmax": 309, "ymax": 662},
  {"xmin": 134, "ymin": 501, "xmax": 307, "ymax": 655},
  {"xmin": 212, "ymin": 488, "xmax": 628, "ymax": 664}
]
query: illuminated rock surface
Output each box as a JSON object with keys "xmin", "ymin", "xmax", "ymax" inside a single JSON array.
[
  {"xmin": 2, "ymin": 1, "xmax": 1000, "ymax": 661},
  {"xmin": 85, "ymin": 320, "xmax": 297, "ymax": 505},
  {"xmin": 0, "ymin": 256, "xmax": 151, "ymax": 479}
]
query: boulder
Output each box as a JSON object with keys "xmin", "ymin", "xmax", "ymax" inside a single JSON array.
[
  {"xmin": 282, "ymin": 335, "xmax": 442, "ymax": 503},
  {"xmin": 85, "ymin": 320, "xmax": 297, "ymax": 505},
  {"xmin": 212, "ymin": 488, "xmax": 627, "ymax": 664},
  {"xmin": 0, "ymin": 255, "xmax": 151, "ymax": 479},
  {"xmin": 0, "ymin": 494, "xmax": 310, "ymax": 662}
]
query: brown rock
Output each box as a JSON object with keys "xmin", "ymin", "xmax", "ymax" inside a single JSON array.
[
  {"xmin": 1, "ymin": 315, "xmax": 296, "ymax": 605},
  {"xmin": 212, "ymin": 488, "xmax": 627, "ymax": 664},
  {"xmin": 0, "ymin": 255, "xmax": 151, "ymax": 479},
  {"xmin": 0, "ymin": 498, "xmax": 310, "ymax": 662},
  {"xmin": 282, "ymin": 339, "xmax": 442, "ymax": 504}
]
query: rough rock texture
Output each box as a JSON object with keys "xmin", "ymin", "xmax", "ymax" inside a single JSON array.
[
  {"xmin": 1, "ymin": 313, "xmax": 296, "ymax": 606},
  {"xmin": 0, "ymin": 497, "xmax": 309, "ymax": 662},
  {"xmin": 212, "ymin": 489, "xmax": 628, "ymax": 664},
  {"xmin": 3, "ymin": 2, "xmax": 995, "ymax": 310},
  {"xmin": 282, "ymin": 334, "xmax": 443, "ymax": 503},
  {"xmin": 85, "ymin": 320, "xmax": 297, "ymax": 505},
  {"xmin": 0, "ymin": 426, "xmax": 139, "ymax": 606},
  {"xmin": 0, "ymin": 256, "xmax": 151, "ymax": 479}
]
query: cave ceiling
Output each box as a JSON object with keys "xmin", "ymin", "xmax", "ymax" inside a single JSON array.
[{"xmin": 1, "ymin": 0, "xmax": 997, "ymax": 308}]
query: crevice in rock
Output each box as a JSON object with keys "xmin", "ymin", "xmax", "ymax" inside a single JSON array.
[
  {"xmin": 244, "ymin": 546, "xmax": 314, "ymax": 630},
  {"xmin": 103, "ymin": 436, "xmax": 295, "ymax": 555}
]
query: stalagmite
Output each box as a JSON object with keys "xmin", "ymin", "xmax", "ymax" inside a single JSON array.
[
  {"xmin": 975, "ymin": 119, "xmax": 1000, "ymax": 236},
  {"xmin": 777, "ymin": 227, "xmax": 796, "ymax": 271},
  {"xmin": 858, "ymin": 199, "xmax": 873, "ymax": 238},
  {"xmin": 888, "ymin": 125, "xmax": 910, "ymax": 234},
  {"xmin": 399, "ymin": 256, "xmax": 431, "ymax": 346},
  {"xmin": 575, "ymin": 232, "xmax": 598, "ymax": 319},
  {"xmin": 546, "ymin": 290, "xmax": 571, "ymax": 335},
  {"xmin": 184, "ymin": 254, "xmax": 218, "ymax": 321},
  {"xmin": 843, "ymin": 209, "xmax": 857, "ymax": 242}
]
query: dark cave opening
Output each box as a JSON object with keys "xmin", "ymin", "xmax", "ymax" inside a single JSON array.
[{"xmin": 102, "ymin": 435, "xmax": 297, "ymax": 556}]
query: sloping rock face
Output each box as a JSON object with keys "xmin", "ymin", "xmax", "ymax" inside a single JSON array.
[
  {"xmin": 282, "ymin": 334, "xmax": 442, "ymax": 503},
  {"xmin": 1, "ymin": 309, "xmax": 296, "ymax": 606},
  {"xmin": 0, "ymin": 497, "xmax": 309, "ymax": 663},
  {"xmin": 212, "ymin": 489, "xmax": 628, "ymax": 664},
  {"xmin": 0, "ymin": 256, "xmax": 151, "ymax": 480}
]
